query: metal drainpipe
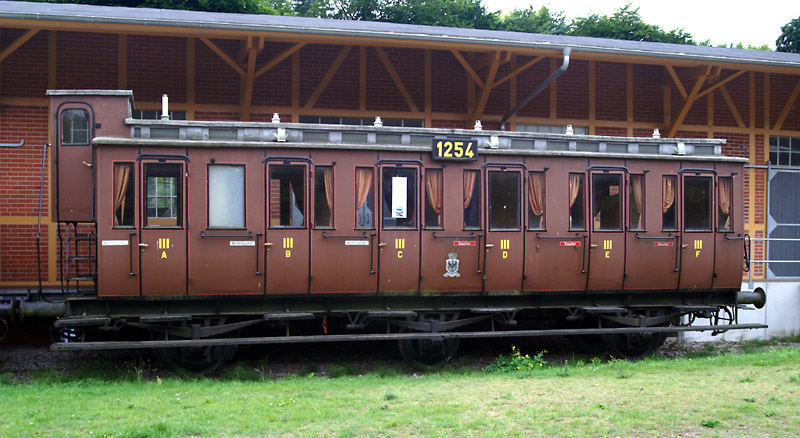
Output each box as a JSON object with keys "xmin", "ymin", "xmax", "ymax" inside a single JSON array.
[{"xmin": 499, "ymin": 47, "xmax": 572, "ymax": 131}]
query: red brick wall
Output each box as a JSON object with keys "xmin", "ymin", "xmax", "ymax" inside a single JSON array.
[
  {"xmin": 128, "ymin": 35, "xmax": 187, "ymax": 103},
  {"xmin": 1, "ymin": 29, "xmax": 49, "ymax": 98},
  {"xmin": 0, "ymin": 105, "xmax": 49, "ymax": 217},
  {"xmin": 195, "ymin": 38, "xmax": 240, "ymax": 105},
  {"xmin": 56, "ymin": 32, "xmax": 118, "ymax": 90}
]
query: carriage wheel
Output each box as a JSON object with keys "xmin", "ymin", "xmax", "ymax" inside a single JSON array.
[
  {"xmin": 155, "ymin": 344, "xmax": 237, "ymax": 376},
  {"xmin": 603, "ymin": 331, "xmax": 666, "ymax": 360},
  {"xmin": 0, "ymin": 317, "xmax": 8, "ymax": 343},
  {"xmin": 398, "ymin": 335, "xmax": 459, "ymax": 370}
]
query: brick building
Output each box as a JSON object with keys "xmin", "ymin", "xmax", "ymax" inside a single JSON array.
[{"xmin": 1, "ymin": 2, "xmax": 799, "ymax": 335}]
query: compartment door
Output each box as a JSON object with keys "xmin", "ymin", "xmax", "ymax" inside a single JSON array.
[
  {"xmin": 587, "ymin": 170, "xmax": 626, "ymax": 291},
  {"xmin": 378, "ymin": 163, "xmax": 421, "ymax": 293},
  {"xmin": 484, "ymin": 167, "xmax": 525, "ymax": 293},
  {"xmin": 713, "ymin": 167, "xmax": 744, "ymax": 289},
  {"xmin": 55, "ymin": 104, "xmax": 94, "ymax": 221},
  {"xmin": 679, "ymin": 171, "xmax": 715, "ymax": 289},
  {"xmin": 265, "ymin": 161, "xmax": 310, "ymax": 295},
  {"xmin": 139, "ymin": 161, "xmax": 187, "ymax": 296}
]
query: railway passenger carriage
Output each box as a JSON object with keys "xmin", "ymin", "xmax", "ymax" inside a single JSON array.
[{"xmin": 41, "ymin": 90, "xmax": 765, "ymax": 371}]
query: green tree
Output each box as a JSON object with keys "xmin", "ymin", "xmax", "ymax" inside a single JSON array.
[
  {"xmin": 382, "ymin": 0, "xmax": 500, "ymax": 29},
  {"xmin": 501, "ymin": 6, "xmax": 568, "ymax": 35},
  {"xmin": 776, "ymin": 16, "xmax": 800, "ymax": 53},
  {"xmin": 29, "ymin": 0, "xmax": 293, "ymax": 14},
  {"xmin": 567, "ymin": 4, "xmax": 693, "ymax": 44}
]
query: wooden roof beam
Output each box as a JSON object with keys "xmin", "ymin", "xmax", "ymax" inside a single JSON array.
[
  {"xmin": 774, "ymin": 78, "xmax": 800, "ymax": 131},
  {"xmin": 0, "ymin": 28, "xmax": 39, "ymax": 63},
  {"xmin": 255, "ymin": 42, "xmax": 306, "ymax": 78},
  {"xmin": 450, "ymin": 50, "xmax": 484, "ymax": 88},
  {"xmin": 696, "ymin": 70, "xmax": 745, "ymax": 99},
  {"xmin": 665, "ymin": 65, "xmax": 688, "ymax": 99},
  {"xmin": 374, "ymin": 47, "xmax": 419, "ymax": 113},
  {"xmin": 471, "ymin": 51, "xmax": 502, "ymax": 123},
  {"xmin": 665, "ymin": 66, "xmax": 712, "ymax": 138},
  {"xmin": 303, "ymin": 45, "xmax": 352, "ymax": 110},
  {"xmin": 199, "ymin": 36, "xmax": 245, "ymax": 76},
  {"xmin": 241, "ymin": 36, "xmax": 263, "ymax": 121},
  {"xmin": 493, "ymin": 55, "xmax": 543, "ymax": 89},
  {"xmin": 718, "ymin": 85, "xmax": 745, "ymax": 128}
]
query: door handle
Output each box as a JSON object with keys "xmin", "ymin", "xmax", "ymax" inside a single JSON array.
[
  {"xmin": 265, "ymin": 242, "xmax": 273, "ymax": 247},
  {"xmin": 485, "ymin": 243, "xmax": 494, "ymax": 248},
  {"xmin": 378, "ymin": 242, "xmax": 388, "ymax": 247},
  {"xmin": 590, "ymin": 244, "xmax": 599, "ymax": 248},
  {"xmin": 682, "ymin": 244, "xmax": 689, "ymax": 249},
  {"xmin": 138, "ymin": 243, "xmax": 148, "ymax": 248},
  {"xmin": 81, "ymin": 161, "xmax": 93, "ymax": 168}
]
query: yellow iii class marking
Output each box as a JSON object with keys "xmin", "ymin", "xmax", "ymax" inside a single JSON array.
[
  {"xmin": 694, "ymin": 239, "xmax": 702, "ymax": 257},
  {"xmin": 603, "ymin": 239, "xmax": 612, "ymax": 259},
  {"xmin": 500, "ymin": 239, "xmax": 510, "ymax": 259},
  {"xmin": 158, "ymin": 238, "xmax": 169, "ymax": 259},
  {"xmin": 396, "ymin": 238, "xmax": 405, "ymax": 259}
]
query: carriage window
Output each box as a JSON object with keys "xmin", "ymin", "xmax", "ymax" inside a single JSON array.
[
  {"xmin": 662, "ymin": 175, "xmax": 677, "ymax": 231},
  {"xmin": 315, "ymin": 166, "xmax": 334, "ymax": 228},
  {"xmin": 718, "ymin": 177, "xmax": 732, "ymax": 232},
  {"xmin": 144, "ymin": 163, "xmax": 182, "ymax": 227},
  {"xmin": 592, "ymin": 174, "xmax": 622, "ymax": 231},
  {"xmin": 684, "ymin": 176, "xmax": 711, "ymax": 232},
  {"xmin": 382, "ymin": 167, "xmax": 416, "ymax": 229},
  {"xmin": 629, "ymin": 174, "xmax": 645, "ymax": 231},
  {"xmin": 113, "ymin": 163, "xmax": 134, "ymax": 227},
  {"xmin": 488, "ymin": 171, "xmax": 520, "ymax": 230},
  {"xmin": 568, "ymin": 173, "xmax": 585, "ymax": 231},
  {"xmin": 355, "ymin": 167, "xmax": 374, "ymax": 229},
  {"xmin": 269, "ymin": 165, "xmax": 305, "ymax": 228},
  {"xmin": 425, "ymin": 169, "xmax": 443, "ymax": 229},
  {"xmin": 463, "ymin": 170, "xmax": 480, "ymax": 230},
  {"xmin": 208, "ymin": 164, "xmax": 244, "ymax": 229},
  {"xmin": 528, "ymin": 171, "xmax": 545, "ymax": 230},
  {"xmin": 61, "ymin": 108, "xmax": 90, "ymax": 145}
]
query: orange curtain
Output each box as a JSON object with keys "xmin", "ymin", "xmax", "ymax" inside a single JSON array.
[
  {"xmin": 662, "ymin": 176, "xmax": 675, "ymax": 213},
  {"xmin": 719, "ymin": 178, "xmax": 731, "ymax": 229},
  {"xmin": 463, "ymin": 170, "xmax": 477, "ymax": 209},
  {"xmin": 630, "ymin": 175, "xmax": 643, "ymax": 229},
  {"xmin": 355, "ymin": 168, "xmax": 373, "ymax": 212},
  {"xmin": 113, "ymin": 163, "xmax": 131, "ymax": 226},
  {"xmin": 324, "ymin": 168, "xmax": 334, "ymax": 222},
  {"xmin": 528, "ymin": 172, "xmax": 544, "ymax": 216},
  {"xmin": 568, "ymin": 174, "xmax": 582, "ymax": 207},
  {"xmin": 425, "ymin": 170, "xmax": 443, "ymax": 226}
]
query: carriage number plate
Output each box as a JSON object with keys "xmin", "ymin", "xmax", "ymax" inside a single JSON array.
[{"xmin": 432, "ymin": 138, "xmax": 477, "ymax": 161}]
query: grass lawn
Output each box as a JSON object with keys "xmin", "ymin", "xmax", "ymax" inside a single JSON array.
[{"xmin": 1, "ymin": 342, "xmax": 799, "ymax": 437}]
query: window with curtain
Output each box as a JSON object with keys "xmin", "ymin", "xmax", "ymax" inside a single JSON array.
[
  {"xmin": 662, "ymin": 175, "xmax": 677, "ymax": 231},
  {"xmin": 592, "ymin": 174, "xmax": 622, "ymax": 231},
  {"xmin": 568, "ymin": 173, "xmax": 585, "ymax": 231},
  {"xmin": 424, "ymin": 169, "xmax": 443, "ymax": 229},
  {"xmin": 208, "ymin": 164, "xmax": 245, "ymax": 229},
  {"xmin": 463, "ymin": 170, "xmax": 480, "ymax": 230},
  {"xmin": 629, "ymin": 174, "xmax": 645, "ymax": 231},
  {"xmin": 269, "ymin": 165, "xmax": 305, "ymax": 228},
  {"xmin": 684, "ymin": 176, "xmax": 711, "ymax": 231},
  {"xmin": 355, "ymin": 167, "xmax": 374, "ymax": 229},
  {"xmin": 314, "ymin": 166, "xmax": 334, "ymax": 228},
  {"xmin": 528, "ymin": 171, "xmax": 545, "ymax": 230},
  {"xmin": 381, "ymin": 167, "xmax": 417, "ymax": 229},
  {"xmin": 718, "ymin": 177, "xmax": 732, "ymax": 232},
  {"xmin": 113, "ymin": 163, "xmax": 134, "ymax": 227},
  {"xmin": 488, "ymin": 171, "xmax": 520, "ymax": 230},
  {"xmin": 61, "ymin": 108, "xmax": 90, "ymax": 145},
  {"xmin": 144, "ymin": 163, "xmax": 182, "ymax": 228}
]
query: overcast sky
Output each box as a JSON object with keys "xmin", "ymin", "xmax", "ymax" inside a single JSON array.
[{"xmin": 482, "ymin": 0, "xmax": 800, "ymax": 49}]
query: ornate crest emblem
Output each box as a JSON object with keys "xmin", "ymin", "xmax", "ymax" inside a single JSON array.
[{"xmin": 443, "ymin": 252, "xmax": 461, "ymax": 278}]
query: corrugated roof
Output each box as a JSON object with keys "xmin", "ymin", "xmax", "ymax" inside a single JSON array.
[{"xmin": 2, "ymin": 0, "xmax": 800, "ymax": 69}]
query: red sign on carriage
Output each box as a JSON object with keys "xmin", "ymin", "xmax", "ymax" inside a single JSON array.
[
  {"xmin": 453, "ymin": 241, "xmax": 476, "ymax": 247},
  {"xmin": 654, "ymin": 241, "xmax": 674, "ymax": 247},
  {"xmin": 559, "ymin": 241, "xmax": 582, "ymax": 247}
]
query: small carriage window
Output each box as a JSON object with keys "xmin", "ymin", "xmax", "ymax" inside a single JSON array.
[
  {"xmin": 488, "ymin": 171, "xmax": 520, "ymax": 230},
  {"xmin": 662, "ymin": 175, "xmax": 678, "ymax": 231},
  {"xmin": 463, "ymin": 170, "xmax": 480, "ymax": 230},
  {"xmin": 269, "ymin": 165, "xmax": 305, "ymax": 228},
  {"xmin": 528, "ymin": 171, "xmax": 545, "ymax": 230},
  {"xmin": 208, "ymin": 164, "xmax": 245, "ymax": 229},
  {"xmin": 315, "ymin": 166, "xmax": 334, "ymax": 228},
  {"xmin": 424, "ymin": 169, "xmax": 443, "ymax": 229},
  {"xmin": 382, "ymin": 167, "xmax": 416, "ymax": 229},
  {"xmin": 718, "ymin": 177, "xmax": 732, "ymax": 232},
  {"xmin": 144, "ymin": 163, "xmax": 182, "ymax": 227},
  {"xmin": 568, "ymin": 173, "xmax": 585, "ymax": 231},
  {"xmin": 355, "ymin": 167, "xmax": 374, "ymax": 229},
  {"xmin": 629, "ymin": 174, "xmax": 645, "ymax": 231},
  {"xmin": 684, "ymin": 176, "xmax": 712, "ymax": 232},
  {"xmin": 592, "ymin": 174, "xmax": 622, "ymax": 231},
  {"xmin": 61, "ymin": 108, "xmax": 90, "ymax": 145},
  {"xmin": 113, "ymin": 163, "xmax": 134, "ymax": 227}
]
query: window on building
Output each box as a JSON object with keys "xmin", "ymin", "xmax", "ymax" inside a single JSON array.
[
  {"xmin": 269, "ymin": 165, "xmax": 305, "ymax": 228},
  {"xmin": 568, "ymin": 173, "xmax": 585, "ymax": 231},
  {"xmin": 208, "ymin": 164, "xmax": 245, "ymax": 229},
  {"xmin": 629, "ymin": 174, "xmax": 645, "ymax": 231},
  {"xmin": 463, "ymin": 170, "xmax": 480, "ymax": 230},
  {"xmin": 592, "ymin": 174, "xmax": 623, "ymax": 231},
  {"xmin": 113, "ymin": 163, "xmax": 134, "ymax": 227},
  {"xmin": 769, "ymin": 136, "xmax": 800, "ymax": 166},
  {"xmin": 132, "ymin": 109, "xmax": 187, "ymax": 120},
  {"xmin": 355, "ymin": 167, "xmax": 374, "ymax": 229},
  {"xmin": 299, "ymin": 115, "xmax": 423, "ymax": 127},
  {"xmin": 381, "ymin": 167, "xmax": 417, "ymax": 229},
  {"xmin": 314, "ymin": 166, "xmax": 334, "ymax": 228},
  {"xmin": 662, "ymin": 175, "xmax": 677, "ymax": 231},
  {"xmin": 768, "ymin": 169, "xmax": 800, "ymax": 277},
  {"xmin": 488, "ymin": 171, "xmax": 520, "ymax": 230},
  {"xmin": 528, "ymin": 171, "xmax": 545, "ymax": 230},
  {"xmin": 144, "ymin": 163, "xmax": 182, "ymax": 227},
  {"xmin": 61, "ymin": 108, "xmax": 90, "ymax": 145},
  {"xmin": 718, "ymin": 177, "xmax": 732, "ymax": 232},
  {"xmin": 424, "ymin": 169, "xmax": 443, "ymax": 229},
  {"xmin": 684, "ymin": 176, "xmax": 712, "ymax": 232}
]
